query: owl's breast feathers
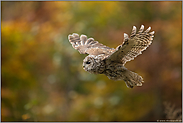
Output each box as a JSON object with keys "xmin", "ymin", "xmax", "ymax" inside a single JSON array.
[
  {"xmin": 90, "ymin": 54, "xmax": 107, "ymax": 74},
  {"xmin": 102, "ymin": 61, "xmax": 127, "ymax": 80},
  {"xmin": 94, "ymin": 54, "xmax": 126, "ymax": 76}
]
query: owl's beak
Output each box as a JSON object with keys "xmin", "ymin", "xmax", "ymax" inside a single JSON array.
[{"xmin": 82, "ymin": 65, "xmax": 85, "ymax": 68}]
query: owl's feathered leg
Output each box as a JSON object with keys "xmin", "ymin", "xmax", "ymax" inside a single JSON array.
[{"xmin": 123, "ymin": 70, "xmax": 144, "ymax": 88}]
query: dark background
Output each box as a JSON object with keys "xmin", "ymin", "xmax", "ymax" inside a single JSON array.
[{"xmin": 1, "ymin": 1, "xmax": 182, "ymax": 121}]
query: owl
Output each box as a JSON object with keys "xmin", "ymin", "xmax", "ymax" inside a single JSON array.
[{"xmin": 68, "ymin": 25, "xmax": 155, "ymax": 88}]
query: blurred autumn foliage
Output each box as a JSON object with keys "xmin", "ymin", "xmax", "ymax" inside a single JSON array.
[{"xmin": 1, "ymin": 1, "xmax": 182, "ymax": 122}]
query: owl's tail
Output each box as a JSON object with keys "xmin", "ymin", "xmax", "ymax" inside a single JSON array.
[{"xmin": 123, "ymin": 70, "xmax": 144, "ymax": 88}]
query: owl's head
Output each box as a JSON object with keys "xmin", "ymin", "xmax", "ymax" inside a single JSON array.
[{"xmin": 82, "ymin": 55, "xmax": 97, "ymax": 73}]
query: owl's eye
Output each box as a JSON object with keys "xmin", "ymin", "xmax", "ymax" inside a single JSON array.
[{"xmin": 86, "ymin": 61, "xmax": 91, "ymax": 64}]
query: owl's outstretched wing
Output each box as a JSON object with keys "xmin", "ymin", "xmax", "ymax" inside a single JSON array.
[
  {"xmin": 68, "ymin": 33, "xmax": 115, "ymax": 56},
  {"xmin": 106, "ymin": 25, "xmax": 155, "ymax": 65}
]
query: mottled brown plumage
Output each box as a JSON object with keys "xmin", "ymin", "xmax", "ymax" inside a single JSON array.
[{"xmin": 68, "ymin": 25, "xmax": 155, "ymax": 88}]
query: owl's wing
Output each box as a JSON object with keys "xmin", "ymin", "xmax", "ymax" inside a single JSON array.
[
  {"xmin": 68, "ymin": 33, "xmax": 115, "ymax": 55},
  {"xmin": 106, "ymin": 25, "xmax": 155, "ymax": 65}
]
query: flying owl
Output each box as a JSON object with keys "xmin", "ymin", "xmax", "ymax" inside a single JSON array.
[{"xmin": 68, "ymin": 25, "xmax": 155, "ymax": 88}]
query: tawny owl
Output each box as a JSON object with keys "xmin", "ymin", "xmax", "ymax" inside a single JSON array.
[{"xmin": 68, "ymin": 25, "xmax": 155, "ymax": 88}]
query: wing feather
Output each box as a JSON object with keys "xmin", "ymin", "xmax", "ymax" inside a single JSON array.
[
  {"xmin": 107, "ymin": 25, "xmax": 155, "ymax": 65},
  {"xmin": 68, "ymin": 33, "xmax": 115, "ymax": 55}
]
